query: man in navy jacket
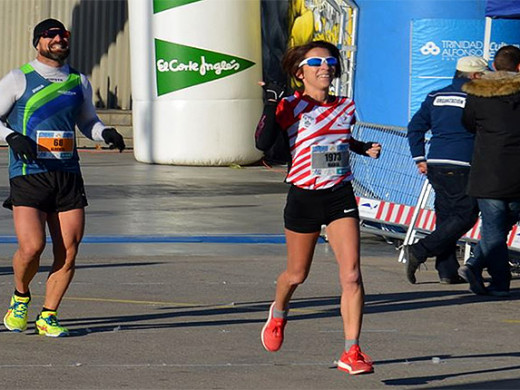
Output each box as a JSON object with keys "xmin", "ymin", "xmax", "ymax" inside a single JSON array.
[{"xmin": 404, "ymin": 56, "xmax": 487, "ymax": 285}]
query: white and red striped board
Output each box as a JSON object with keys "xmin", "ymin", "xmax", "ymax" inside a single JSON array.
[
  {"xmin": 356, "ymin": 197, "xmax": 520, "ymax": 251},
  {"xmin": 357, "ymin": 197, "xmax": 416, "ymax": 226}
]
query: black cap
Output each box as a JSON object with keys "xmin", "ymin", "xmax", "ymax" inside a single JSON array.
[{"xmin": 33, "ymin": 18, "xmax": 66, "ymax": 48}]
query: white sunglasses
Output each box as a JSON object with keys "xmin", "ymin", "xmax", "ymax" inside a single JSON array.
[{"xmin": 298, "ymin": 56, "xmax": 339, "ymax": 68}]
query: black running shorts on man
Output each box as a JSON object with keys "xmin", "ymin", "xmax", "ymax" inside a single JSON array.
[
  {"xmin": 284, "ymin": 182, "xmax": 359, "ymax": 233},
  {"xmin": 3, "ymin": 171, "xmax": 88, "ymax": 212}
]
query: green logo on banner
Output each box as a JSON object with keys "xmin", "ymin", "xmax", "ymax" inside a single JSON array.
[
  {"xmin": 153, "ymin": 0, "xmax": 202, "ymax": 13},
  {"xmin": 155, "ymin": 39, "xmax": 256, "ymax": 95}
]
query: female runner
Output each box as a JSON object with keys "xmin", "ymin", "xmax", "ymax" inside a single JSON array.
[{"xmin": 255, "ymin": 40, "xmax": 381, "ymax": 375}]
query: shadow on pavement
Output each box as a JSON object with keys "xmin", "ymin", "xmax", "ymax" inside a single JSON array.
[
  {"xmin": 41, "ymin": 291, "xmax": 518, "ymax": 336},
  {"xmin": 382, "ymin": 355, "xmax": 520, "ymax": 387},
  {"xmin": 0, "ymin": 261, "xmax": 165, "ymax": 276}
]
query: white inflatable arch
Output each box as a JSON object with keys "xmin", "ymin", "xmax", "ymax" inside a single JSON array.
[{"xmin": 128, "ymin": 0, "xmax": 263, "ymax": 165}]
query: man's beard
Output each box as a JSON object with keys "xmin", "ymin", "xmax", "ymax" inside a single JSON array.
[{"xmin": 39, "ymin": 44, "xmax": 70, "ymax": 63}]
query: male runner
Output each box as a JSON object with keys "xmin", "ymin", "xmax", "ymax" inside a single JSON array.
[{"xmin": 0, "ymin": 18, "xmax": 125, "ymax": 337}]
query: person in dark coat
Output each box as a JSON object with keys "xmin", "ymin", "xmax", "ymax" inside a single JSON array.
[{"xmin": 458, "ymin": 45, "xmax": 520, "ymax": 297}]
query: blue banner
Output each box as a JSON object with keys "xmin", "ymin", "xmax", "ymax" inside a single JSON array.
[{"xmin": 410, "ymin": 18, "xmax": 520, "ymax": 119}]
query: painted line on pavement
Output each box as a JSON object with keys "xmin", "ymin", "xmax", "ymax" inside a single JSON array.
[
  {"xmin": 0, "ymin": 234, "xmax": 327, "ymax": 245},
  {"xmin": 0, "ymin": 362, "xmax": 333, "ymax": 368}
]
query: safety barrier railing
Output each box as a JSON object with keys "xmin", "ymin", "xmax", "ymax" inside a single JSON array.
[
  {"xmin": 399, "ymin": 180, "xmax": 520, "ymax": 257},
  {"xmin": 350, "ymin": 121, "xmax": 520, "ymax": 260},
  {"xmin": 350, "ymin": 121, "xmax": 429, "ymax": 206}
]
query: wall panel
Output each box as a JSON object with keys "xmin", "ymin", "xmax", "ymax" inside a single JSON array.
[{"xmin": 0, "ymin": 0, "xmax": 131, "ymax": 110}]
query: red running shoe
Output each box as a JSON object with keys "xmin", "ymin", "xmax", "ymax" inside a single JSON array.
[
  {"xmin": 261, "ymin": 302, "xmax": 287, "ymax": 352},
  {"xmin": 337, "ymin": 345, "xmax": 374, "ymax": 375}
]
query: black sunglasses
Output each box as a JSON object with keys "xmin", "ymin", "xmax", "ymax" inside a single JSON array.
[{"xmin": 41, "ymin": 29, "xmax": 71, "ymax": 39}]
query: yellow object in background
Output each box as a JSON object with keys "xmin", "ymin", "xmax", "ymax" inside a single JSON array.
[
  {"xmin": 289, "ymin": 10, "xmax": 314, "ymax": 48},
  {"xmin": 288, "ymin": 1, "xmax": 345, "ymax": 49},
  {"xmin": 286, "ymin": 0, "xmax": 350, "ymax": 89}
]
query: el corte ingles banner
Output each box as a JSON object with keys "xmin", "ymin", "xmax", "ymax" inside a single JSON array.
[
  {"xmin": 153, "ymin": 0, "xmax": 202, "ymax": 13},
  {"xmin": 153, "ymin": 0, "xmax": 256, "ymax": 96},
  {"xmin": 155, "ymin": 40, "xmax": 255, "ymax": 95}
]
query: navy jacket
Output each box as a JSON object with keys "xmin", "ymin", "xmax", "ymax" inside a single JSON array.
[{"xmin": 408, "ymin": 78, "xmax": 475, "ymax": 166}]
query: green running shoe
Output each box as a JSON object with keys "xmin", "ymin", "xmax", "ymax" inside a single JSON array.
[
  {"xmin": 35, "ymin": 311, "xmax": 69, "ymax": 337},
  {"xmin": 3, "ymin": 294, "xmax": 30, "ymax": 332}
]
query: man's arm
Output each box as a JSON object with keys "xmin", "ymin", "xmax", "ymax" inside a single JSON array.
[
  {"xmin": 0, "ymin": 70, "xmax": 38, "ymax": 162},
  {"xmin": 75, "ymin": 75, "xmax": 108, "ymax": 142},
  {"xmin": 76, "ymin": 76, "xmax": 125, "ymax": 151},
  {"xmin": 407, "ymin": 97, "xmax": 432, "ymax": 165},
  {"xmin": 0, "ymin": 71, "xmax": 25, "ymax": 141}
]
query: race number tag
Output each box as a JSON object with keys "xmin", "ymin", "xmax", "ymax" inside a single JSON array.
[
  {"xmin": 36, "ymin": 130, "xmax": 74, "ymax": 159},
  {"xmin": 311, "ymin": 144, "xmax": 349, "ymax": 176}
]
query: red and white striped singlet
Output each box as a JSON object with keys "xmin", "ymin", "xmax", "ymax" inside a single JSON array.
[{"xmin": 276, "ymin": 91, "xmax": 356, "ymax": 190}]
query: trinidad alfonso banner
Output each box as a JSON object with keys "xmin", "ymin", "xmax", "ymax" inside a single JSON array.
[
  {"xmin": 128, "ymin": 0, "xmax": 263, "ymax": 165},
  {"xmin": 410, "ymin": 18, "xmax": 520, "ymax": 119}
]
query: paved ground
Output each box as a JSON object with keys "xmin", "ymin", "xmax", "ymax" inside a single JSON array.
[{"xmin": 0, "ymin": 149, "xmax": 518, "ymax": 390}]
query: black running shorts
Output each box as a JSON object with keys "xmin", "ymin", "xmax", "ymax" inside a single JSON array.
[
  {"xmin": 3, "ymin": 171, "xmax": 88, "ymax": 213},
  {"xmin": 284, "ymin": 182, "xmax": 359, "ymax": 233}
]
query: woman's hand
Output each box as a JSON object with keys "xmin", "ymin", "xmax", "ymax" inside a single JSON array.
[
  {"xmin": 258, "ymin": 81, "xmax": 285, "ymax": 103},
  {"xmin": 366, "ymin": 142, "xmax": 381, "ymax": 159}
]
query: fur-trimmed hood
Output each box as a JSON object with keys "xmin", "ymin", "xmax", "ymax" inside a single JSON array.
[{"xmin": 462, "ymin": 71, "xmax": 520, "ymax": 98}]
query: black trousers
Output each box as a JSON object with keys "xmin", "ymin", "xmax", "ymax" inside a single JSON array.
[{"xmin": 412, "ymin": 165, "xmax": 479, "ymax": 279}]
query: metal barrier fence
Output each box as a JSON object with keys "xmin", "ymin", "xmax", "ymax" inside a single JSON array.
[
  {"xmin": 350, "ymin": 121, "xmax": 520, "ymax": 262},
  {"xmin": 350, "ymin": 121, "xmax": 424, "ymax": 242},
  {"xmin": 350, "ymin": 121, "xmax": 428, "ymax": 207}
]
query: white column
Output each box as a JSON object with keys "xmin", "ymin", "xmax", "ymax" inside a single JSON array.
[{"xmin": 128, "ymin": 0, "xmax": 263, "ymax": 165}]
